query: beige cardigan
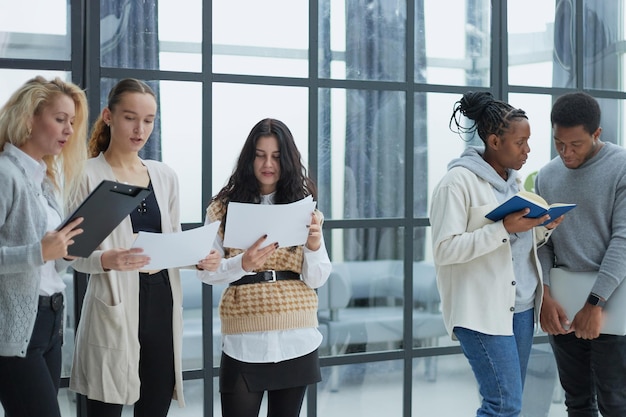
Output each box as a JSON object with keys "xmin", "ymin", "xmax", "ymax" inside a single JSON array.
[{"xmin": 69, "ymin": 154, "xmax": 185, "ymax": 406}]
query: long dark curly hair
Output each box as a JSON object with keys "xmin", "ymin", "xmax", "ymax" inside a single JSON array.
[{"xmin": 214, "ymin": 118, "xmax": 317, "ymax": 206}]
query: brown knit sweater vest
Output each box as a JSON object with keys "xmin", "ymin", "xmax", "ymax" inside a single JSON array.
[{"xmin": 207, "ymin": 200, "xmax": 319, "ymax": 335}]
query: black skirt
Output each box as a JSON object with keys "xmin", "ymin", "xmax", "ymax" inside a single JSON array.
[{"xmin": 219, "ymin": 349, "xmax": 321, "ymax": 393}]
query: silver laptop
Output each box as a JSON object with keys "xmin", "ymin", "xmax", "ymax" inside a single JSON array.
[{"xmin": 550, "ymin": 268, "xmax": 626, "ymax": 336}]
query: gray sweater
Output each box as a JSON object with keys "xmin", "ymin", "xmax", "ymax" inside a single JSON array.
[
  {"xmin": 536, "ymin": 142, "xmax": 626, "ymax": 300},
  {"xmin": 0, "ymin": 150, "xmax": 68, "ymax": 357}
]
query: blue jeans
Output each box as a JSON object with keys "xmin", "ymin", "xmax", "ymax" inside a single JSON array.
[
  {"xmin": 550, "ymin": 333, "xmax": 626, "ymax": 417},
  {"xmin": 454, "ymin": 308, "xmax": 535, "ymax": 417}
]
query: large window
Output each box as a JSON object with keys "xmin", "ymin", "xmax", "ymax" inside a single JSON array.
[{"xmin": 2, "ymin": 1, "xmax": 626, "ymax": 416}]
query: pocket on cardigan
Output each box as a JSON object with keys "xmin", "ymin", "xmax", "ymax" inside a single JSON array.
[{"xmin": 86, "ymin": 296, "xmax": 127, "ymax": 350}]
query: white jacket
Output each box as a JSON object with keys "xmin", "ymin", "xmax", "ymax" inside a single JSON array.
[
  {"xmin": 431, "ymin": 165, "xmax": 547, "ymax": 338},
  {"xmin": 69, "ymin": 154, "xmax": 185, "ymax": 406}
]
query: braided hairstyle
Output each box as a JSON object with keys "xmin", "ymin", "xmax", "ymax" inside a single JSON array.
[{"xmin": 449, "ymin": 91, "xmax": 527, "ymax": 142}]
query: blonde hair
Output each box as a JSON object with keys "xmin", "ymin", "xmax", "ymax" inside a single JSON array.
[
  {"xmin": 0, "ymin": 76, "xmax": 88, "ymax": 206},
  {"xmin": 88, "ymin": 78, "xmax": 156, "ymax": 157}
]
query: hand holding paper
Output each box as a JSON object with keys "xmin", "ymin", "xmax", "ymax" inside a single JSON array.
[
  {"xmin": 131, "ymin": 221, "xmax": 220, "ymax": 270},
  {"xmin": 223, "ymin": 196, "xmax": 317, "ymax": 249}
]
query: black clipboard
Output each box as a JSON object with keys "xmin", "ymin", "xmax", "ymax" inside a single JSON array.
[{"xmin": 58, "ymin": 180, "xmax": 152, "ymax": 257}]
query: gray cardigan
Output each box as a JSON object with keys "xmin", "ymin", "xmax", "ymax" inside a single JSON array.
[{"xmin": 0, "ymin": 151, "xmax": 70, "ymax": 357}]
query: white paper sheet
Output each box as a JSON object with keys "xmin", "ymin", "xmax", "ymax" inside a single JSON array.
[
  {"xmin": 223, "ymin": 196, "xmax": 316, "ymax": 249},
  {"xmin": 131, "ymin": 222, "xmax": 220, "ymax": 270}
]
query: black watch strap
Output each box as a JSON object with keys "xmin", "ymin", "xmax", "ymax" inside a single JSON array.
[{"xmin": 587, "ymin": 293, "xmax": 606, "ymax": 308}]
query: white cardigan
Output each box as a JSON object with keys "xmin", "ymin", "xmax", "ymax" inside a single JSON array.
[
  {"xmin": 430, "ymin": 166, "xmax": 547, "ymax": 338},
  {"xmin": 69, "ymin": 154, "xmax": 185, "ymax": 406}
]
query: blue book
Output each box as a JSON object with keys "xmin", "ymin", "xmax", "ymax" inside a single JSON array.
[{"xmin": 485, "ymin": 191, "xmax": 576, "ymax": 227}]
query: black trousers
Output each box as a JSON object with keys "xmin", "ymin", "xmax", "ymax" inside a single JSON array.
[
  {"xmin": 550, "ymin": 333, "xmax": 626, "ymax": 417},
  {"xmin": 0, "ymin": 294, "xmax": 64, "ymax": 417},
  {"xmin": 87, "ymin": 270, "xmax": 175, "ymax": 417}
]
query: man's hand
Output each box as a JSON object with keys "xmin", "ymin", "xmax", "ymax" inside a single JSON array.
[
  {"xmin": 540, "ymin": 285, "xmax": 572, "ymax": 335},
  {"xmin": 570, "ymin": 303, "xmax": 604, "ymax": 340}
]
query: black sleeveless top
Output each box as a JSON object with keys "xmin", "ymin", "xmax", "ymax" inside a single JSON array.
[{"xmin": 130, "ymin": 181, "xmax": 162, "ymax": 233}]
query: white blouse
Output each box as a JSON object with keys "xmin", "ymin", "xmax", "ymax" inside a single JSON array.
[{"xmin": 197, "ymin": 193, "xmax": 332, "ymax": 363}]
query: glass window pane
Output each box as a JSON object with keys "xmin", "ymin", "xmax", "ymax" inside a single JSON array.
[
  {"xmin": 0, "ymin": 70, "xmax": 70, "ymax": 107},
  {"xmin": 160, "ymin": 80, "xmax": 203, "ymax": 224},
  {"xmin": 319, "ymin": 0, "xmax": 406, "ymax": 81},
  {"xmin": 166, "ymin": 379, "xmax": 204, "ymax": 416},
  {"xmin": 213, "ymin": 1, "xmax": 308, "ymax": 77},
  {"xmin": 318, "ymin": 88, "xmax": 405, "ymax": 220},
  {"xmin": 419, "ymin": 92, "xmax": 467, "ymax": 218},
  {"xmin": 318, "ymin": 228, "xmax": 405, "ymax": 356},
  {"xmin": 101, "ymin": 0, "xmax": 203, "ymax": 72},
  {"xmin": 318, "ymin": 361, "xmax": 403, "ymax": 416},
  {"xmin": 420, "ymin": 0, "xmax": 490, "ymax": 86},
  {"xmin": 100, "ymin": 2, "xmax": 158, "ymax": 69},
  {"xmin": 0, "ymin": 0, "xmax": 70, "ymax": 60},
  {"xmin": 158, "ymin": 0, "xmax": 202, "ymax": 72},
  {"xmin": 583, "ymin": 0, "xmax": 625, "ymax": 91},
  {"xmin": 508, "ymin": 0, "xmax": 559, "ymax": 87},
  {"xmin": 212, "ymin": 83, "xmax": 308, "ymax": 195}
]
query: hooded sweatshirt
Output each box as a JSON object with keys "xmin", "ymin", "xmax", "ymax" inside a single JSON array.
[{"xmin": 446, "ymin": 146, "xmax": 537, "ymax": 312}]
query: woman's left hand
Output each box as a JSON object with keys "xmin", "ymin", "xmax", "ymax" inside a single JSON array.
[
  {"xmin": 197, "ymin": 249, "xmax": 222, "ymax": 271},
  {"xmin": 306, "ymin": 212, "xmax": 322, "ymax": 251},
  {"xmin": 544, "ymin": 214, "xmax": 565, "ymax": 230}
]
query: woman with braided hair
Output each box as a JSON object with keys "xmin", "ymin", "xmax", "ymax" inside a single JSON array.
[
  {"xmin": 430, "ymin": 91, "xmax": 562, "ymax": 417},
  {"xmin": 197, "ymin": 118, "xmax": 331, "ymax": 417}
]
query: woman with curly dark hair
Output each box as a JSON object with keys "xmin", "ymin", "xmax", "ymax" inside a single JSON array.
[
  {"xmin": 431, "ymin": 91, "xmax": 562, "ymax": 416},
  {"xmin": 197, "ymin": 118, "xmax": 331, "ymax": 417}
]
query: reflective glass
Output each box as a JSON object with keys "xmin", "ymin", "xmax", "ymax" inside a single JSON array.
[
  {"xmin": 101, "ymin": 0, "xmax": 202, "ymax": 72},
  {"xmin": 411, "ymin": 227, "xmax": 446, "ymax": 352},
  {"xmin": 508, "ymin": 0, "xmax": 560, "ymax": 87},
  {"xmin": 158, "ymin": 0, "xmax": 202, "ymax": 72},
  {"xmin": 318, "ymin": 88, "xmax": 405, "ymax": 220},
  {"xmin": 414, "ymin": 92, "xmax": 464, "ymax": 218},
  {"xmin": 583, "ymin": 0, "xmax": 626, "ymax": 91},
  {"xmin": 163, "ymin": 379, "xmax": 204, "ymax": 416},
  {"xmin": 319, "ymin": 0, "xmax": 406, "ymax": 81},
  {"xmin": 213, "ymin": 1, "xmax": 308, "ymax": 77},
  {"xmin": 0, "ymin": 0, "xmax": 70, "ymax": 60},
  {"xmin": 420, "ymin": 92, "xmax": 473, "ymax": 217},
  {"xmin": 420, "ymin": 0, "xmax": 490, "ymax": 86},
  {"xmin": 212, "ymin": 83, "xmax": 308, "ymax": 195},
  {"xmin": 159, "ymin": 80, "xmax": 203, "ymax": 223},
  {"xmin": 180, "ymin": 269, "xmax": 206, "ymax": 371},
  {"xmin": 318, "ymin": 361, "xmax": 403, "ymax": 416},
  {"xmin": 318, "ymin": 228, "xmax": 405, "ymax": 356},
  {"xmin": 0, "ymin": 70, "xmax": 70, "ymax": 108}
]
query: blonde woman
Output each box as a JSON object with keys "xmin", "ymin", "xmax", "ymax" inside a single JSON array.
[{"xmin": 0, "ymin": 76, "xmax": 88, "ymax": 417}]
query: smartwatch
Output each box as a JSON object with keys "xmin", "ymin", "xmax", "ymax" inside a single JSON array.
[{"xmin": 587, "ymin": 293, "xmax": 606, "ymax": 308}]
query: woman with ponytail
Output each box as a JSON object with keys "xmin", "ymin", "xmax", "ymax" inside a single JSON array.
[
  {"xmin": 430, "ymin": 91, "xmax": 562, "ymax": 416},
  {"xmin": 69, "ymin": 78, "xmax": 219, "ymax": 417}
]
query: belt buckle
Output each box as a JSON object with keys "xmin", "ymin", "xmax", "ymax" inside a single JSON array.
[
  {"xmin": 51, "ymin": 293, "xmax": 63, "ymax": 312},
  {"xmin": 267, "ymin": 270, "xmax": 277, "ymax": 283}
]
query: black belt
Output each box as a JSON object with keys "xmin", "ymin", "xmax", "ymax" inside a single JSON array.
[
  {"xmin": 39, "ymin": 292, "xmax": 63, "ymax": 312},
  {"xmin": 230, "ymin": 270, "xmax": 300, "ymax": 286}
]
